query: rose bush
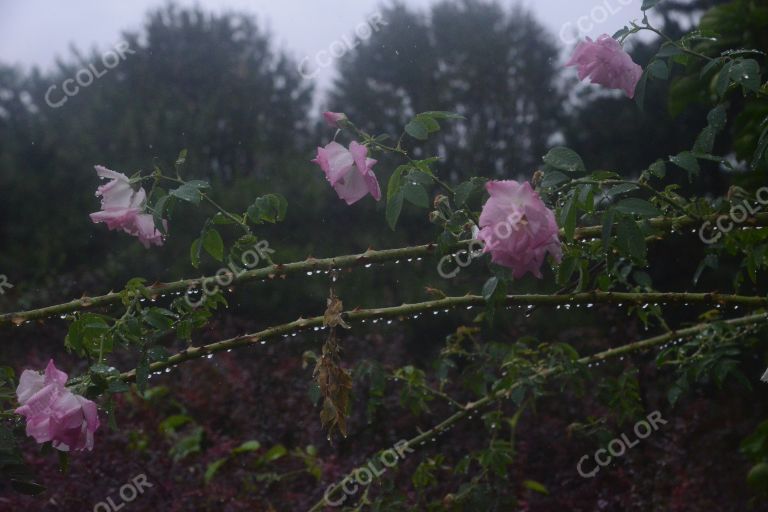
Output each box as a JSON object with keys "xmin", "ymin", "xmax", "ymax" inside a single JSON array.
[{"xmin": 2, "ymin": 2, "xmax": 768, "ymax": 509}]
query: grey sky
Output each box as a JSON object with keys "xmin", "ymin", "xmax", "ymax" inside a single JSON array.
[{"xmin": 0, "ymin": 0, "xmax": 645, "ymax": 96}]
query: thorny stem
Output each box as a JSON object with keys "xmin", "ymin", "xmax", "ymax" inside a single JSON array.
[
  {"xmin": 113, "ymin": 292, "xmax": 768, "ymax": 382},
  {"xmin": 4, "ymin": 211, "xmax": 768, "ymax": 327},
  {"xmin": 307, "ymin": 311, "xmax": 768, "ymax": 511}
]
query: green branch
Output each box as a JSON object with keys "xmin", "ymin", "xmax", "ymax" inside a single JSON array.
[
  {"xmin": 3, "ymin": 211, "xmax": 768, "ymax": 326},
  {"xmin": 115, "ymin": 292, "xmax": 768, "ymax": 382}
]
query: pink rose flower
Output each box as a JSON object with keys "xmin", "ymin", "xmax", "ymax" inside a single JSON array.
[
  {"xmin": 15, "ymin": 360, "xmax": 100, "ymax": 452},
  {"xmin": 312, "ymin": 141, "xmax": 382, "ymax": 205},
  {"xmin": 477, "ymin": 180, "xmax": 562, "ymax": 279},
  {"xmin": 89, "ymin": 165, "xmax": 166, "ymax": 248},
  {"xmin": 323, "ymin": 111, "xmax": 347, "ymax": 128},
  {"xmin": 565, "ymin": 34, "xmax": 643, "ymax": 98}
]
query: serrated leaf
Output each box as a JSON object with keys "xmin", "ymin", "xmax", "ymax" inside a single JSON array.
[
  {"xmin": 647, "ymin": 60, "xmax": 669, "ymax": 80},
  {"xmin": 405, "ymin": 119, "xmax": 429, "ymax": 140},
  {"xmin": 616, "ymin": 217, "xmax": 646, "ymax": 263},
  {"xmin": 543, "ymin": 147, "xmax": 585, "ymax": 173},
  {"xmin": 613, "ymin": 198, "xmax": 662, "ymax": 217},
  {"xmin": 670, "ymin": 151, "xmax": 700, "ymax": 179},
  {"xmin": 247, "ymin": 194, "xmax": 287, "ymax": 224},
  {"xmin": 403, "ymin": 182, "xmax": 429, "ymax": 208},
  {"xmin": 386, "ymin": 190, "xmax": 404, "ymax": 230},
  {"xmin": 169, "ymin": 180, "xmax": 209, "ymax": 204},
  {"xmin": 202, "ymin": 228, "xmax": 224, "ymax": 262}
]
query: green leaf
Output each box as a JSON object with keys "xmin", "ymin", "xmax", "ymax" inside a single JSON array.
[
  {"xmin": 402, "ymin": 183, "xmax": 429, "ymax": 208},
  {"xmin": 669, "ymin": 151, "xmax": 700, "ymax": 179},
  {"xmin": 247, "ymin": 194, "xmax": 287, "ymax": 224},
  {"xmin": 386, "ymin": 190, "xmax": 404, "ymax": 230},
  {"xmin": 635, "ymin": 71, "xmax": 649, "ymax": 109},
  {"xmin": 647, "ymin": 60, "xmax": 669, "ymax": 80},
  {"xmin": 706, "ymin": 104, "xmax": 727, "ymax": 132},
  {"xmin": 202, "ymin": 228, "xmax": 224, "ymax": 262},
  {"xmin": 730, "ymin": 59, "xmax": 761, "ymax": 92},
  {"xmin": 693, "ymin": 127, "xmax": 716, "ymax": 153},
  {"xmin": 543, "ymin": 147, "xmax": 585, "ymax": 173},
  {"xmin": 263, "ymin": 444, "xmax": 287, "ymax": 462},
  {"xmin": 616, "ymin": 218, "xmax": 647, "ymax": 263},
  {"xmin": 406, "ymin": 168, "xmax": 434, "ymax": 186},
  {"xmin": 204, "ymin": 458, "xmax": 227, "ymax": 485},
  {"xmin": 602, "ymin": 209, "xmax": 615, "ymax": 251},
  {"xmin": 560, "ymin": 193, "xmax": 577, "ymax": 240},
  {"xmin": 656, "ymin": 44, "xmax": 683, "ymax": 58},
  {"xmin": 190, "ymin": 238, "xmax": 202, "ymax": 268},
  {"xmin": 613, "ymin": 198, "xmax": 662, "ymax": 217},
  {"xmin": 648, "ymin": 160, "xmax": 666, "ymax": 178},
  {"xmin": 540, "ymin": 170, "xmax": 569, "ymax": 188},
  {"xmin": 523, "ymin": 479, "xmax": 549, "ymax": 495},
  {"xmin": 715, "ymin": 60, "xmax": 734, "ymax": 97},
  {"xmin": 605, "ymin": 183, "xmax": 639, "ymax": 197},
  {"xmin": 557, "ymin": 255, "xmax": 578, "ymax": 286},
  {"xmin": 482, "ymin": 277, "xmax": 499, "ymax": 301},
  {"xmin": 135, "ymin": 357, "xmax": 150, "ymax": 394},
  {"xmin": 387, "ymin": 165, "xmax": 408, "ymax": 202},
  {"xmin": 405, "ymin": 119, "xmax": 429, "ymax": 140},
  {"xmin": 169, "ymin": 180, "xmax": 210, "ymax": 204},
  {"xmin": 152, "ymin": 194, "xmax": 170, "ymax": 235},
  {"xmin": 232, "ymin": 440, "xmax": 262, "ymax": 454},
  {"xmin": 641, "ymin": 0, "xmax": 661, "ymax": 10}
]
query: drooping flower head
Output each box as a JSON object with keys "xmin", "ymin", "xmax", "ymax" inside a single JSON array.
[
  {"xmin": 312, "ymin": 141, "xmax": 382, "ymax": 205},
  {"xmin": 89, "ymin": 165, "xmax": 166, "ymax": 248},
  {"xmin": 477, "ymin": 180, "xmax": 562, "ymax": 279},
  {"xmin": 323, "ymin": 111, "xmax": 347, "ymax": 128},
  {"xmin": 15, "ymin": 360, "xmax": 100, "ymax": 452},
  {"xmin": 565, "ymin": 34, "xmax": 643, "ymax": 98}
]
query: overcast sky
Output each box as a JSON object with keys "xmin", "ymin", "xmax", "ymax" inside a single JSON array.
[{"xmin": 0, "ymin": 0, "xmax": 645, "ymax": 95}]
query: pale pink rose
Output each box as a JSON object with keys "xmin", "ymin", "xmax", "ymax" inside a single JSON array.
[
  {"xmin": 89, "ymin": 165, "xmax": 166, "ymax": 247},
  {"xmin": 15, "ymin": 360, "xmax": 100, "ymax": 452},
  {"xmin": 311, "ymin": 141, "xmax": 382, "ymax": 205},
  {"xmin": 133, "ymin": 213, "xmax": 166, "ymax": 248},
  {"xmin": 565, "ymin": 34, "xmax": 643, "ymax": 98},
  {"xmin": 477, "ymin": 180, "xmax": 562, "ymax": 279},
  {"xmin": 323, "ymin": 111, "xmax": 347, "ymax": 128}
]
